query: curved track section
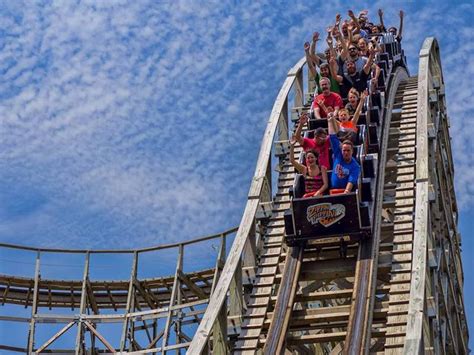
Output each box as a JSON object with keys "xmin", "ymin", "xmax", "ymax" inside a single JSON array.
[{"xmin": 0, "ymin": 228, "xmax": 238, "ymax": 353}]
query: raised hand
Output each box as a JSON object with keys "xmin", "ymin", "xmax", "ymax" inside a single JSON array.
[
  {"xmin": 348, "ymin": 10, "xmax": 355, "ymax": 18},
  {"xmin": 378, "ymin": 9, "xmax": 383, "ymax": 17},
  {"xmin": 313, "ymin": 32, "xmax": 320, "ymax": 42},
  {"xmin": 299, "ymin": 112, "xmax": 309, "ymax": 124},
  {"xmin": 361, "ymin": 89, "xmax": 368, "ymax": 99},
  {"xmin": 399, "ymin": 10, "xmax": 404, "ymax": 18},
  {"xmin": 290, "ymin": 135, "xmax": 297, "ymax": 145},
  {"xmin": 304, "ymin": 42, "xmax": 310, "ymax": 51}
]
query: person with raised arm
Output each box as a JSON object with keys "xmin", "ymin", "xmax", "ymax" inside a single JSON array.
[
  {"xmin": 306, "ymin": 32, "xmax": 340, "ymax": 95},
  {"xmin": 377, "ymin": 8, "xmax": 387, "ymax": 33},
  {"xmin": 327, "ymin": 112, "xmax": 361, "ymax": 194},
  {"xmin": 332, "ymin": 47, "xmax": 374, "ymax": 98},
  {"xmin": 293, "ymin": 113, "xmax": 331, "ymax": 170},
  {"xmin": 388, "ymin": 10, "xmax": 404, "ymax": 42},
  {"xmin": 334, "ymin": 90, "xmax": 368, "ymax": 142},
  {"xmin": 289, "ymin": 142, "xmax": 328, "ymax": 198},
  {"xmin": 337, "ymin": 32, "xmax": 368, "ymax": 75},
  {"xmin": 311, "ymin": 77, "xmax": 343, "ymax": 119},
  {"xmin": 345, "ymin": 88, "xmax": 360, "ymax": 116}
]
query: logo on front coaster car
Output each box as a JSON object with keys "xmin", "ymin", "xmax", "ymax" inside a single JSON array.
[{"xmin": 306, "ymin": 203, "xmax": 346, "ymax": 227}]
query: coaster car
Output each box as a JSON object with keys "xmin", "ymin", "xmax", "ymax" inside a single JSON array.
[{"xmin": 284, "ymin": 178, "xmax": 371, "ymax": 246}]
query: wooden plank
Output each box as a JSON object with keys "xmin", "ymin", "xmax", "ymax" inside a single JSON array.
[
  {"xmin": 119, "ymin": 252, "xmax": 138, "ymax": 352},
  {"xmin": 264, "ymin": 246, "xmax": 303, "ymax": 354},
  {"xmin": 404, "ymin": 37, "xmax": 433, "ymax": 355},
  {"xmin": 83, "ymin": 321, "xmax": 116, "ymax": 353},
  {"xmin": 36, "ymin": 321, "xmax": 76, "ymax": 353},
  {"xmin": 177, "ymin": 270, "xmax": 207, "ymax": 300},
  {"xmin": 27, "ymin": 252, "xmax": 41, "ymax": 354}
]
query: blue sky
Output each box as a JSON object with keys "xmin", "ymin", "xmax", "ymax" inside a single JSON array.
[{"xmin": 0, "ymin": 0, "xmax": 473, "ymax": 349}]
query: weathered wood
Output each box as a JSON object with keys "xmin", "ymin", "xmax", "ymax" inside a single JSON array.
[
  {"xmin": 120, "ymin": 251, "xmax": 138, "ymax": 351},
  {"xmin": 83, "ymin": 321, "xmax": 115, "ymax": 352},
  {"xmin": 403, "ymin": 37, "xmax": 433, "ymax": 355},
  {"xmin": 263, "ymin": 246, "xmax": 303, "ymax": 354},
  {"xmin": 27, "ymin": 252, "xmax": 41, "ymax": 353},
  {"xmin": 162, "ymin": 245, "xmax": 183, "ymax": 354},
  {"xmin": 37, "ymin": 321, "xmax": 76, "ymax": 353}
]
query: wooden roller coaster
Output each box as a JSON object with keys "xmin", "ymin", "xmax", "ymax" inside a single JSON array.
[{"xmin": 0, "ymin": 35, "xmax": 468, "ymax": 354}]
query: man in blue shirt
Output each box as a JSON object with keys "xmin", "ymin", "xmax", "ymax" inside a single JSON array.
[{"xmin": 327, "ymin": 114, "xmax": 360, "ymax": 193}]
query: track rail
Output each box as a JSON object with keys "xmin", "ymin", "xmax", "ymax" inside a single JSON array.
[{"xmin": 256, "ymin": 66, "xmax": 409, "ymax": 354}]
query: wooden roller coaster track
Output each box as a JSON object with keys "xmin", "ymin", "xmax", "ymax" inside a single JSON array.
[{"xmin": 0, "ymin": 37, "xmax": 468, "ymax": 354}]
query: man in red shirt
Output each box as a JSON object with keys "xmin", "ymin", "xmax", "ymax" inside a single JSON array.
[
  {"xmin": 311, "ymin": 77, "xmax": 343, "ymax": 119},
  {"xmin": 292, "ymin": 113, "xmax": 330, "ymax": 170}
]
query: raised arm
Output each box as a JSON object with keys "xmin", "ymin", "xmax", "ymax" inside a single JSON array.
[
  {"xmin": 305, "ymin": 42, "xmax": 317, "ymax": 78},
  {"xmin": 351, "ymin": 90, "xmax": 367, "ymax": 126},
  {"xmin": 363, "ymin": 47, "xmax": 375, "ymax": 74},
  {"xmin": 327, "ymin": 113, "xmax": 339, "ymax": 135},
  {"xmin": 293, "ymin": 113, "xmax": 308, "ymax": 146},
  {"xmin": 347, "ymin": 24, "xmax": 354, "ymax": 45},
  {"xmin": 378, "ymin": 9, "xmax": 386, "ymax": 31},
  {"xmin": 326, "ymin": 29, "xmax": 338, "ymax": 61},
  {"xmin": 310, "ymin": 32, "xmax": 321, "ymax": 66},
  {"xmin": 348, "ymin": 10, "xmax": 361, "ymax": 33},
  {"xmin": 397, "ymin": 10, "xmax": 404, "ymax": 41},
  {"xmin": 371, "ymin": 62, "xmax": 381, "ymax": 92},
  {"xmin": 336, "ymin": 28, "xmax": 349, "ymax": 59},
  {"xmin": 334, "ymin": 13, "xmax": 341, "ymax": 29},
  {"xmin": 289, "ymin": 141, "xmax": 307, "ymax": 174},
  {"xmin": 329, "ymin": 57, "xmax": 343, "ymax": 83}
]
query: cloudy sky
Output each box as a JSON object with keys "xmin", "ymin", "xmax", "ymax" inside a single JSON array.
[{"xmin": 0, "ymin": 0, "xmax": 473, "ymax": 347}]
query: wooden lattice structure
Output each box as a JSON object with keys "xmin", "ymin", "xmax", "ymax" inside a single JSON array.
[{"xmin": 0, "ymin": 37, "xmax": 469, "ymax": 354}]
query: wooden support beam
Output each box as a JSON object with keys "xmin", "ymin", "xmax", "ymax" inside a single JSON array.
[
  {"xmin": 70, "ymin": 286, "xmax": 75, "ymax": 311},
  {"xmin": 145, "ymin": 329, "xmax": 164, "ymax": 350},
  {"xmin": 120, "ymin": 251, "xmax": 138, "ymax": 352},
  {"xmin": 36, "ymin": 321, "xmax": 76, "ymax": 353},
  {"xmin": 24, "ymin": 282, "xmax": 33, "ymax": 308},
  {"xmin": 104, "ymin": 284, "xmax": 117, "ymax": 311},
  {"xmin": 83, "ymin": 321, "xmax": 115, "ymax": 353},
  {"xmin": 27, "ymin": 251, "xmax": 41, "ymax": 354},
  {"xmin": 75, "ymin": 252, "xmax": 90, "ymax": 355},
  {"xmin": 162, "ymin": 244, "xmax": 183, "ymax": 355},
  {"xmin": 212, "ymin": 235, "xmax": 229, "ymax": 355},
  {"xmin": 86, "ymin": 279, "xmax": 99, "ymax": 314},
  {"xmin": 2, "ymin": 280, "xmax": 10, "ymax": 305},
  {"xmin": 133, "ymin": 279, "xmax": 157, "ymax": 308},
  {"xmin": 177, "ymin": 270, "xmax": 207, "ymax": 300}
]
